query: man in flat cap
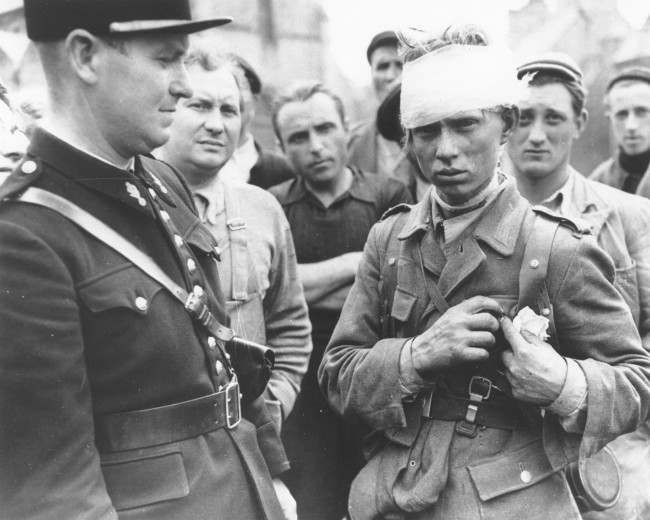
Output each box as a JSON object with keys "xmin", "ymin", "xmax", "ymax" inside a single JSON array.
[
  {"xmin": 590, "ymin": 67, "xmax": 650, "ymax": 198},
  {"xmin": 506, "ymin": 52, "xmax": 650, "ymax": 519},
  {"xmin": 217, "ymin": 53, "xmax": 295, "ymax": 189},
  {"xmin": 349, "ymin": 30, "xmax": 416, "ymax": 186},
  {"xmin": 319, "ymin": 24, "xmax": 650, "ymax": 519},
  {"xmin": 0, "ymin": 1, "xmax": 291, "ymax": 519}
]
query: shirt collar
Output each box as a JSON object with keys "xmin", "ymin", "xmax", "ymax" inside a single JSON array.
[
  {"xmin": 282, "ymin": 166, "xmax": 374, "ymax": 205},
  {"xmin": 191, "ymin": 174, "xmax": 225, "ymax": 225},
  {"xmin": 27, "ymin": 127, "xmax": 155, "ymax": 217},
  {"xmin": 540, "ymin": 170, "xmax": 575, "ymax": 216}
]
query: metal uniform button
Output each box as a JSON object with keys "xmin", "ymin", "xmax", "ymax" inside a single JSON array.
[
  {"xmin": 160, "ymin": 185, "xmax": 169, "ymax": 194},
  {"xmin": 520, "ymin": 470, "xmax": 532, "ymax": 483},
  {"xmin": 541, "ymin": 308, "xmax": 551, "ymax": 316},
  {"xmin": 187, "ymin": 258, "xmax": 196, "ymax": 273},
  {"xmin": 207, "ymin": 336, "xmax": 217, "ymax": 350},
  {"xmin": 193, "ymin": 285, "xmax": 204, "ymax": 296},
  {"xmin": 529, "ymin": 259, "xmax": 540, "ymax": 269},
  {"xmin": 173, "ymin": 234, "xmax": 183, "ymax": 247},
  {"xmin": 134, "ymin": 296, "xmax": 148, "ymax": 311},
  {"xmin": 160, "ymin": 210, "xmax": 170, "ymax": 222},
  {"xmin": 148, "ymin": 188, "xmax": 157, "ymax": 199},
  {"xmin": 21, "ymin": 160, "xmax": 37, "ymax": 174},
  {"xmin": 215, "ymin": 360, "xmax": 223, "ymax": 374},
  {"xmin": 388, "ymin": 257, "xmax": 396, "ymax": 266}
]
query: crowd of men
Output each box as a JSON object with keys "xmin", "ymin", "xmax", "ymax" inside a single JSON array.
[{"xmin": 1, "ymin": 1, "xmax": 650, "ymax": 519}]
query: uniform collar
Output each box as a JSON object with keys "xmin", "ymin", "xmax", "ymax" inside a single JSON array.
[
  {"xmin": 398, "ymin": 174, "xmax": 528, "ymax": 257},
  {"xmin": 27, "ymin": 128, "xmax": 157, "ymax": 217},
  {"xmin": 540, "ymin": 168, "xmax": 575, "ymax": 217},
  {"xmin": 281, "ymin": 166, "xmax": 375, "ymax": 205}
]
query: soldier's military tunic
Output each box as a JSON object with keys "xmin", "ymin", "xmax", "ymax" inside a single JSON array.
[
  {"xmin": 0, "ymin": 129, "xmax": 287, "ymax": 520},
  {"xmin": 319, "ymin": 176, "xmax": 650, "ymax": 519}
]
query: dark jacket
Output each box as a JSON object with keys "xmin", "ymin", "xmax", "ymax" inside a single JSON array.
[
  {"xmin": 589, "ymin": 153, "xmax": 650, "ymax": 198},
  {"xmin": 319, "ymin": 179, "xmax": 650, "ymax": 519},
  {"xmin": 0, "ymin": 129, "xmax": 286, "ymax": 520}
]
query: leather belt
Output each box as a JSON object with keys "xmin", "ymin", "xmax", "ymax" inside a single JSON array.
[
  {"xmin": 424, "ymin": 392, "xmax": 530, "ymax": 434},
  {"xmin": 95, "ymin": 381, "xmax": 242, "ymax": 453}
]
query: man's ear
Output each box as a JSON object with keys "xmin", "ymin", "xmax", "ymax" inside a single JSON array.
[
  {"xmin": 500, "ymin": 105, "xmax": 519, "ymax": 145},
  {"xmin": 574, "ymin": 108, "xmax": 588, "ymax": 137},
  {"xmin": 64, "ymin": 29, "xmax": 102, "ymax": 85}
]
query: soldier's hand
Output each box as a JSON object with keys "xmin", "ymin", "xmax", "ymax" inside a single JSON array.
[
  {"xmin": 500, "ymin": 316, "xmax": 566, "ymax": 405},
  {"xmin": 272, "ymin": 478, "xmax": 297, "ymax": 520},
  {"xmin": 410, "ymin": 296, "xmax": 502, "ymax": 374}
]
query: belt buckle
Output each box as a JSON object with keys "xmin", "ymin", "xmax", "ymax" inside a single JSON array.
[
  {"xmin": 225, "ymin": 378, "xmax": 242, "ymax": 429},
  {"xmin": 456, "ymin": 376, "xmax": 493, "ymax": 438}
]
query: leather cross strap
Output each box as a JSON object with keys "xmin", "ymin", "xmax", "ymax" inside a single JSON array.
[{"xmin": 18, "ymin": 186, "xmax": 235, "ymax": 342}]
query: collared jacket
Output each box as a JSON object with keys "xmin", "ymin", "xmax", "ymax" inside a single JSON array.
[
  {"xmin": 195, "ymin": 180, "xmax": 312, "ymax": 424},
  {"xmin": 564, "ymin": 168, "xmax": 650, "ymax": 347},
  {"xmin": 589, "ymin": 152, "xmax": 650, "ymax": 198},
  {"xmin": 318, "ymin": 179, "xmax": 650, "ymax": 518},
  {"xmin": 0, "ymin": 130, "xmax": 287, "ymax": 520}
]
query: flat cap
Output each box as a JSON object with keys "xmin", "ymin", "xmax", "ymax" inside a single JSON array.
[
  {"xmin": 376, "ymin": 82, "xmax": 403, "ymax": 143},
  {"xmin": 366, "ymin": 30, "xmax": 398, "ymax": 64},
  {"xmin": 517, "ymin": 51, "xmax": 583, "ymax": 83},
  {"xmin": 227, "ymin": 53, "xmax": 262, "ymax": 95},
  {"xmin": 607, "ymin": 66, "xmax": 650, "ymax": 92},
  {"xmin": 24, "ymin": 0, "xmax": 231, "ymax": 41}
]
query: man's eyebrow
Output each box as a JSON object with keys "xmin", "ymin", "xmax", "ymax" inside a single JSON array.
[{"xmin": 287, "ymin": 129, "xmax": 309, "ymax": 140}]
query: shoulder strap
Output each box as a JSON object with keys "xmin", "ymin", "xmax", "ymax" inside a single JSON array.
[
  {"xmin": 221, "ymin": 183, "xmax": 250, "ymax": 301},
  {"xmin": 518, "ymin": 209, "xmax": 560, "ymax": 348},
  {"xmin": 18, "ymin": 186, "xmax": 235, "ymax": 343}
]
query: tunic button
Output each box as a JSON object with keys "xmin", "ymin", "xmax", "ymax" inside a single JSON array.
[
  {"xmin": 187, "ymin": 258, "xmax": 196, "ymax": 273},
  {"xmin": 388, "ymin": 257, "xmax": 396, "ymax": 266},
  {"xmin": 134, "ymin": 296, "xmax": 148, "ymax": 311},
  {"xmin": 529, "ymin": 259, "xmax": 540, "ymax": 269},
  {"xmin": 215, "ymin": 360, "xmax": 223, "ymax": 374},
  {"xmin": 193, "ymin": 285, "xmax": 204, "ymax": 296},
  {"xmin": 160, "ymin": 185, "xmax": 169, "ymax": 194},
  {"xmin": 541, "ymin": 308, "xmax": 551, "ymax": 316},
  {"xmin": 520, "ymin": 470, "xmax": 532, "ymax": 483},
  {"xmin": 173, "ymin": 234, "xmax": 183, "ymax": 247},
  {"xmin": 21, "ymin": 160, "xmax": 37, "ymax": 174},
  {"xmin": 148, "ymin": 188, "xmax": 157, "ymax": 198},
  {"xmin": 160, "ymin": 210, "xmax": 170, "ymax": 222},
  {"xmin": 207, "ymin": 336, "xmax": 217, "ymax": 349},
  {"xmin": 225, "ymin": 352, "xmax": 231, "ymax": 361}
]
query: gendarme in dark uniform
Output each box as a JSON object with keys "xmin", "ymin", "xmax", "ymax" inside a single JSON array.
[{"xmin": 0, "ymin": 2, "xmax": 288, "ymax": 519}]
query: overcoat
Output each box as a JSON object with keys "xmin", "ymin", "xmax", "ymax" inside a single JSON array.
[
  {"xmin": 0, "ymin": 129, "xmax": 287, "ymax": 520},
  {"xmin": 319, "ymin": 178, "xmax": 650, "ymax": 519}
]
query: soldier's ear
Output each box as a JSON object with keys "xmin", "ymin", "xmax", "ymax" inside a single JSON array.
[
  {"xmin": 574, "ymin": 108, "xmax": 588, "ymax": 137},
  {"xmin": 65, "ymin": 29, "xmax": 102, "ymax": 86},
  {"xmin": 499, "ymin": 106, "xmax": 519, "ymax": 145}
]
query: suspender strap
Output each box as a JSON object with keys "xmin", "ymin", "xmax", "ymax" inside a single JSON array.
[
  {"xmin": 18, "ymin": 186, "xmax": 235, "ymax": 343},
  {"xmin": 222, "ymin": 183, "xmax": 249, "ymax": 301}
]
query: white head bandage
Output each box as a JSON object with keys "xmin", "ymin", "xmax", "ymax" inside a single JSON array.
[{"xmin": 400, "ymin": 44, "xmax": 523, "ymax": 129}]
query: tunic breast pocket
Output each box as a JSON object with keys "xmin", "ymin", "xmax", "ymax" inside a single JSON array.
[
  {"xmin": 77, "ymin": 264, "xmax": 163, "ymax": 316},
  {"xmin": 390, "ymin": 286, "xmax": 419, "ymax": 337}
]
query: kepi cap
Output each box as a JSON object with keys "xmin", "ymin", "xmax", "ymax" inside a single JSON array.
[
  {"xmin": 24, "ymin": 0, "xmax": 232, "ymax": 41},
  {"xmin": 517, "ymin": 51, "xmax": 583, "ymax": 84},
  {"xmin": 366, "ymin": 30, "xmax": 398, "ymax": 63},
  {"xmin": 607, "ymin": 66, "xmax": 650, "ymax": 92},
  {"xmin": 226, "ymin": 53, "xmax": 262, "ymax": 95}
]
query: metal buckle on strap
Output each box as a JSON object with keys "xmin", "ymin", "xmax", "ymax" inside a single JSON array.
[
  {"xmin": 456, "ymin": 376, "xmax": 494, "ymax": 438},
  {"xmin": 225, "ymin": 378, "xmax": 242, "ymax": 429}
]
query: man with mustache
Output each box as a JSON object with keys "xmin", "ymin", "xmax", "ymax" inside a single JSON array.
[
  {"xmin": 270, "ymin": 82, "xmax": 412, "ymax": 520},
  {"xmin": 0, "ymin": 1, "xmax": 290, "ymax": 518},
  {"xmin": 590, "ymin": 67, "xmax": 650, "ymax": 197},
  {"xmin": 319, "ymin": 25, "xmax": 650, "ymax": 520},
  {"xmin": 506, "ymin": 52, "xmax": 650, "ymax": 519}
]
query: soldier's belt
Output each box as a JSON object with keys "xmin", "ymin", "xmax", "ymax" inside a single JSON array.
[
  {"xmin": 94, "ymin": 380, "xmax": 241, "ymax": 453},
  {"xmin": 424, "ymin": 393, "xmax": 529, "ymax": 432}
]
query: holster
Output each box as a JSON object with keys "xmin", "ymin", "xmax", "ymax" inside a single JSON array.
[{"xmin": 226, "ymin": 337, "xmax": 274, "ymax": 403}]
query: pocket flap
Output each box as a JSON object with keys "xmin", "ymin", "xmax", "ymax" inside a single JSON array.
[
  {"xmin": 101, "ymin": 448, "xmax": 189, "ymax": 510},
  {"xmin": 77, "ymin": 264, "xmax": 162, "ymax": 314},
  {"xmin": 391, "ymin": 286, "xmax": 418, "ymax": 322},
  {"xmin": 468, "ymin": 439, "xmax": 556, "ymax": 501}
]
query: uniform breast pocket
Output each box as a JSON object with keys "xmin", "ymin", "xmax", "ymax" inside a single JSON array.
[
  {"xmin": 390, "ymin": 286, "xmax": 419, "ymax": 337},
  {"xmin": 77, "ymin": 264, "xmax": 163, "ymax": 316},
  {"xmin": 100, "ymin": 444, "xmax": 189, "ymax": 511}
]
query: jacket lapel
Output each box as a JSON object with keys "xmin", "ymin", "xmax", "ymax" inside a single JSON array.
[{"xmin": 570, "ymin": 169, "xmax": 611, "ymax": 236}]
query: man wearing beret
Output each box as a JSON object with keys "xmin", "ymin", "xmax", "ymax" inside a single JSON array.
[
  {"xmin": 506, "ymin": 52, "xmax": 650, "ymax": 519},
  {"xmin": 590, "ymin": 67, "xmax": 650, "ymax": 198},
  {"xmin": 319, "ymin": 24, "xmax": 650, "ymax": 519},
  {"xmin": 0, "ymin": 1, "xmax": 291, "ymax": 519}
]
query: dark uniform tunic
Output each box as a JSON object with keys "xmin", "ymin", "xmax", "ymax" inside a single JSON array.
[{"xmin": 0, "ymin": 129, "xmax": 287, "ymax": 520}]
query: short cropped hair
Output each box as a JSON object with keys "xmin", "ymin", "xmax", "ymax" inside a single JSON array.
[
  {"xmin": 271, "ymin": 81, "xmax": 346, "ymax": 143},
  {"xmin": 527, "ymin": 71, "xmax": 587, "ymax": 117}
]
